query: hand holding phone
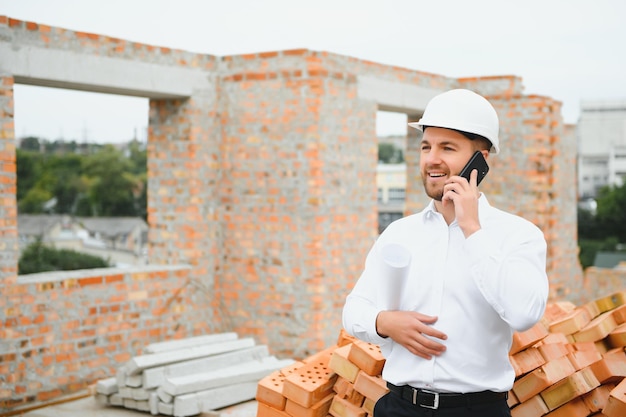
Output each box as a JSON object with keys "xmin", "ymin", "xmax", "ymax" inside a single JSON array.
[{"xmin": 458, "ymin": 151, "xmax": 489, "ymax": 185}]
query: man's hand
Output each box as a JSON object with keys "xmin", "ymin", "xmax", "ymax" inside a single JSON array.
[
  {"xmin": 442, "ymin": 168, "xmax": 481, "ymax": 238},
  {"xmin": 376, "ymin": 310, "xmax": 447, "ymax": 360}
]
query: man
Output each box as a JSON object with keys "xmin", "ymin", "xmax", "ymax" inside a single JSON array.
[{"xmin": 342, "ymin": 89, "xmax": 548, "ymax": 417}]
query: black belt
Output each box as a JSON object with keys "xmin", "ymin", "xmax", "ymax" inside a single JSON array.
[{"xmin": 387, "ymin": 382, "xmax": 508, "ymax": 409}]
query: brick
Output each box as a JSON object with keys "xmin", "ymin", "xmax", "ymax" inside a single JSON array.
[
  {"xmin": 580, "ymin": 300, "xmax": 602, "ymax": 321},
  {"xmin": 582, "ymin": 383, "xmax": 615, "ymax": 413},
  {"xmin": 595, "ymin": 291, "xmax": 626, "ymax": 313},
  {"xmin": 329, "ymin": 345, "xmax": 359, "ymax": 383},
  {"xmin": 513, "ymin": 356, "xmax": 576, "ymax": 402},
  {"xmin": 589, "ymin": 355, "xmax": 626, "ymax": 384},
  {"xmin": 567, "ymin": 349, "xmax": 602, "ymax": 370},
  {"xmin": 573, "ymin": 311, "xmax": 618, "ymax": 343},
  {"xmin": 537, "ymin": 343, "xmax": 569, "ymax": 362},
  {"xmin": 329, "ymin": 395, "xmax": 367, "ymax": 417},
  {"xmin": 511, "ymin": 347, "xmax": 546, "ymax": 377},
  {"xmin": 507, "ymin": 389, "xmax": 519, "ymax": 408},
  {"xmin": 608, "ymin": 323, "xmax": 626, "ymax": 348},
  {"xmin": 540, "ymin": 367, "xmax": 599, "ymax": 410},
  {"xmin": 285, "ymin": 393, "xmax": 333, "ymax": 417},
  {"xmin": 353, "ymin": 372, "xmax": 388, "ymax": 402},
  {"xmin": 510, "ymin": 394, "xmax": 548, "ymax": 417},
  {"xmin": 571, "ymin": 341, "xmax": 600, "ymax": 352},
  {"xmin": 604, "ymin": 378, "xmax": 626, "ymax": 417},
  {"xmin": 611, "ymin": 304, "xmax": 626, "ymax": 325},
  {"xmin": 541, "ymin": 332, "xmax": 570, "ymax": 345},
  {"xmin": 543, "ymin": 301, "xmax": 577, "ymax": 323},
  {"xmin": 548, "ymin": 308, "xmax": 592, "ymax": 335},
  {"xmin": 511, "ymin": 321, "xmax": 549, "ymax": 355},
  {"xmin": 333, "ymin": 377, "xmax": 364, "ymax": 406},
  {"xmin": 283, "ymin": 355, "xmax": 338, "ymax": 408},
  {"xmin": 362, "ymin": 397, "xmax": 375, "ymax": 415},
  {"xmin": 544, "ymin": 397, "xmax": 589, "ymax": 417},
  {"xmin": 347, "ymin": 340, "xmax": 385, "ymax": 376},
  {"xmin": 257, "ymin": 402, "xmax": 290, "ymax": 417},
  {"xmin": 337, "ymin": 329, "xmax": 357, "ymax": 347}
]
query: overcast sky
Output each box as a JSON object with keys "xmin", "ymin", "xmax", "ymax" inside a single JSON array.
[{"xmin": 2, "ymin": 0, "xmax": 625, "ymax": 143}]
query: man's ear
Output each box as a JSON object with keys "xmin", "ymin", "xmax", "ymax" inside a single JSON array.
[{"xmin": 481, "ymin": 149, "xmax": 490, "ymax": 161}]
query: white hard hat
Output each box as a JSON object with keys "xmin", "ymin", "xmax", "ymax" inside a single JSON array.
[{"xmin": 408, "ymin": 89, "xmax": 500, "ymax": 154}]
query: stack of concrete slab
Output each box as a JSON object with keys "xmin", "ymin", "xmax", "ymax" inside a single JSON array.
[{"xmin": 95, "ymin": 332, "xmax": 294, "ymax": 416}]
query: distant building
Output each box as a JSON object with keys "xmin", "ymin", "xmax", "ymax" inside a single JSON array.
[
  {"xmin": 377, "ymin": 163, "xmax": 406, "ymax": 233},
  {"xmin": 18, "ymin": 214, "xmax": 148, "ymax": 267},
  {"xmin": 577, "ymin": 99, "xmax": 626, "ymax": 199}
]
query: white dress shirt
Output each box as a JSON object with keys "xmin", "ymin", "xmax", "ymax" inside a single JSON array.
[{"xmin": 342, "ymin": 194, "xmax": 548, "ymax": 393}]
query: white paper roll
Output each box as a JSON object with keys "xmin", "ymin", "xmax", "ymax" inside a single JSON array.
[{"xmin": 377, "ymin": 243, "xmax": 411, "ymax": 310}]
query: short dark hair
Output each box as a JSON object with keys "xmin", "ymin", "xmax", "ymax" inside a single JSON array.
[{"xmin": 423, "ymin": 126, "xmax": 492, "ymax": 152}]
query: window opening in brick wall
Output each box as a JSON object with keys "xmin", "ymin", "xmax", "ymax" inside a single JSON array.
[
  {"xmin": 376, "ymin": 110, "xmax": 407, "ymax": 233},
  {"xmin": 14, "ymin": 84, "xmax": 150, "ymax": 273}
]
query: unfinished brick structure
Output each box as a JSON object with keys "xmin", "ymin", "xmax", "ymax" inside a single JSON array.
[{"xmin": 0, "ymin": 15, "xmax": 608, "ymax": 413}]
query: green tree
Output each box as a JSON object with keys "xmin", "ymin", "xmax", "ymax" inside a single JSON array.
[
  {"xmin": 79, "ymin": 145, "xmax": 143, "ymax": 217},
  {"xmin": 577, "ymin": 182, "xmax": 626, "ymax": 269},
  {"xmin": 18, "ymin": 239, "xmax": 111, "ymax": 274},
  {"xmin": 19, "ymin": 136, "xmax": 41, "ymax": 151},
  {"xmin": 595, "ymin": 182, "xmax": 626, "ymax": 242},
  {"xmin": 378, "ymin": 143, "xmax": 404, "ymax": 164}
]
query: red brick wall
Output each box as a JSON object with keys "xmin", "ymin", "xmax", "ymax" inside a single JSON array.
[{"xmin": 0, "ymin": 15, "xmax": 589, "ymax": 413}]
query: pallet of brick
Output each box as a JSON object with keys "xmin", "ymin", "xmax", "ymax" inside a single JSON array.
[{"xmin": 95, "ymin": 332, "xmax": 293, "ymax": 416}]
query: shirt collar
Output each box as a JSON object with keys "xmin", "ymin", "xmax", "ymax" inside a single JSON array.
[{"xmin": 422, "ymin": 193, "xmax": 491, "ymax": 222}]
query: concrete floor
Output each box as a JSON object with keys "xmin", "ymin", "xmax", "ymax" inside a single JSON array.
[{"xmin": 19, "ymin": 396, "xmax": 258, "ymax": 417}]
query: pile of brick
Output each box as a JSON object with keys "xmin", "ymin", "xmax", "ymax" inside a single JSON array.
[
  {"xmin": 256, "ymin": 290, "xmax": 626, "ymax": 417},
  {"xmin": 509, "ymin": 291, "xmax": 626, "ymax": 416},
  {"xmin": 95, "ymin": 332, "xmax": 294, "ymax": 416},
  {"xmin": 256, "ymin": 330, "xmax": 387, "ymax": 417}
]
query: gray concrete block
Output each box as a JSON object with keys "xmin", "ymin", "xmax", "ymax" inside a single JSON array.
[
  {"xmin": 137, "ymin": 400, "xmax": 150, "ymax": 412},
  {"xmin": 150, "ymin": 392, "xmax": 160, "ymax": 415},
  {"xmin": 94, "ymin": 393, "xmax": 108, "ymax": 406},
  {"xmin": 123, "ymin": 398, "xmax": 137, "ymax": 409},
  {"xmin": 125, "ymin": 373, "xmax": 143, "ymax": 388},
  {"xmin": 116, "ymin": 365, "xmax": 128, "ymax": 387},
  {"xmin": 142, "ymin": 345, "xmax": 269, "ymax": 389},
  {"xmin": 162, "ymin": 357, "xmax": 294, "ymax": 396},
  {"xmin": 173, "ymin": 381, "xmax": 258, "ymax": 417},
  {"xmin": 126, "ymin": 338, "xmax": 256, "ymax": 375},
  {"xmin": 159, "ymin": 401, "xmax": 175, "ymax": 416},
  {"xmin": 131, "ymin": 387, "xmax": 152, "ymax": 401},
  {"xmin": 110, "ymin": 393, "xmax": 123, "ymax": 406},
  {"xmin": 95, "ymin": 377, "xmax": 118, "ymax": 395},
  {"xmin": 118, "ymin": 387, "xmax": 133, "ymax": 399},
  {"xmin": 157, "ymin": 386, "xmax": 174, "ymax": 403},
  {"xmin": 144, "ymin": 333, "xmax": 238, "ymax": 354}
]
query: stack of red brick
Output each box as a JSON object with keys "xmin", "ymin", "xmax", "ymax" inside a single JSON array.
[
  {"xmin": 509, "ymin": 291, "xmax": 626, "ymax": 416},
  {"xmin": 255, "ymin": 290, "xmax": 626, "ymax": 417}
]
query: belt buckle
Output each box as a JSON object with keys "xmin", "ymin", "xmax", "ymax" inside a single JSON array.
[{"xmin": 418, "ymin": 389, "xmax": 440, "ymax": 409}]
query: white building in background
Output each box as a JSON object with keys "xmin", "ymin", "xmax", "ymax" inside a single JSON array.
[
  {"xmin": 577, "ymin": 99, "xmax": 626, "ymax": 199},
  {"xmin": 377, "ymin": 163, "xmax": 406, "ymax": 233}
]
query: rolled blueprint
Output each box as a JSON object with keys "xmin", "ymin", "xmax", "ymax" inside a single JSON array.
[{"xmin": 377, "ymin": 243, "xmax": 411, "ymax": 310}]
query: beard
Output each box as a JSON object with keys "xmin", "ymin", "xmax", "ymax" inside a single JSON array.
[{"xmin": 422, "ymin": 175, "xmax": 444, "ymax": 201}]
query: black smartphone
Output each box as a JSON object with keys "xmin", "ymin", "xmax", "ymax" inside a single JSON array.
[{"xmin": 458, "ymin": 151, "xmax": 489, "ymax": 185}]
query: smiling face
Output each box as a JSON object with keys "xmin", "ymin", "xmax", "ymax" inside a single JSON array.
[{"xmin": 420, "ymin": 127, "xmax": 486, "ymax": 201}]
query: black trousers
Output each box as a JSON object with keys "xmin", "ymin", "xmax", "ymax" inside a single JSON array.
[{"xmin": 374, "ymin": 392, "xmax": 512, "ymax": 417}]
